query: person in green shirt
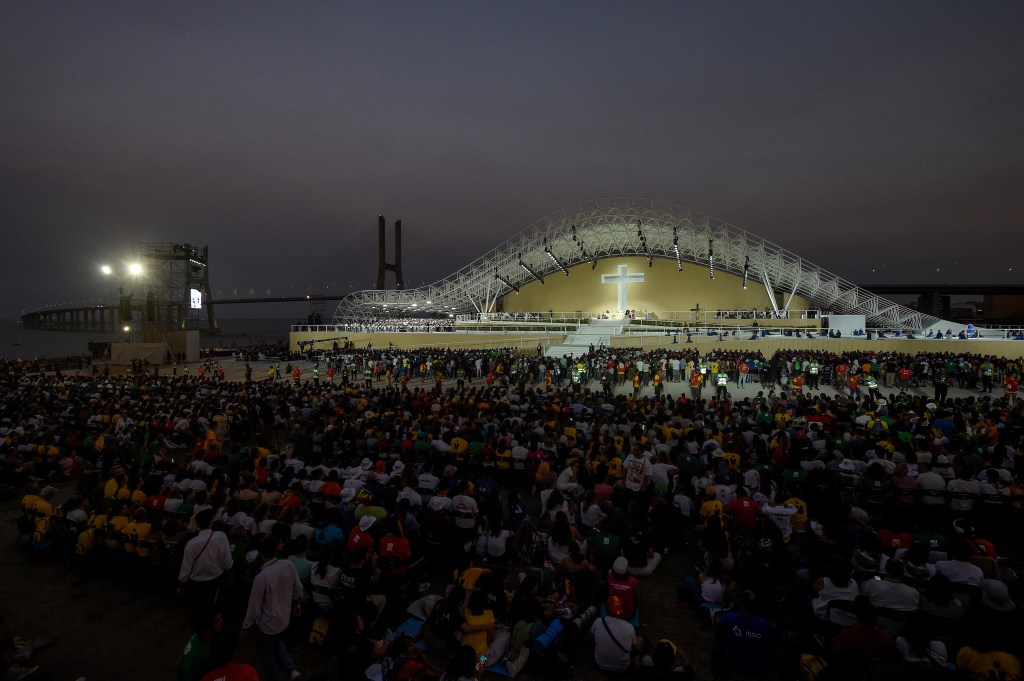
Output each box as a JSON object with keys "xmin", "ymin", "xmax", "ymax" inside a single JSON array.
[{"xmin": 176, "ymin": 607, "xmax": 223, "ymax": 681}]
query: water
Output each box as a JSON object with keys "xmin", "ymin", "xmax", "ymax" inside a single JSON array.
[{"xmin": 0, "ymin": 318, "xmax": 294, "ymax": 360}]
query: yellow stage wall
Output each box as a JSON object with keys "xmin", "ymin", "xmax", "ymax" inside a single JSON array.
[{"xmin": 500, "ymin": 256, "xmax": 809, "ymax": 319}]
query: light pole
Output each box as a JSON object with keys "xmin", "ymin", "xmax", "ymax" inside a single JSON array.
[{"xmin": 101, "ymin": 262, "xmax": 145, "ymax": 338}]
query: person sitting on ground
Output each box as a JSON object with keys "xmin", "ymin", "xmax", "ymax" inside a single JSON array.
[
  {"xmin": 607, "ymin": 556, "xmax": 640, "ymax": 621},
  {"xmin": 592, "ymin": 595, "xmax": 641, "ymax": 675},
  {"xmin": 634, "ymin": 638, "xmax": 696, "ymax": 681},
  {"xmin": 175, "ymin": 607, "xmax": 224, "ymax": 681}
]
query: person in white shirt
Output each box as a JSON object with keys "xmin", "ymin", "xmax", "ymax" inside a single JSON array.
[
  {"xmin": 177, "ymin": 509, "xmax": 233, "ymax": 607},
  {"xmin": 761, "ymin": 502, "xmax": 798, "ymax": 541},
  {"xmin": 592, "ymin": 607, "xmax": 638, "ymax": 674},
  {"xmin": 934, "ymin": 542, "xmax": 984, "ymax": 587},
  {"xmin": 243, "ymin": 536, "xmax": 304, "ymax": 681},
  {"xmin": 860, "ymin": 560, "xmax": 920, "ymax": 613}
]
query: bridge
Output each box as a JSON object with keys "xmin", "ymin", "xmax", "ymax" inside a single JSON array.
[{"xmin": 22, "ymin": 285, "xmax": 1024, "ymax": 332}]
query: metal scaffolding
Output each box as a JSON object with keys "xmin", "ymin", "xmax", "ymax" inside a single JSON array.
[
  {"xmin": 332, "ymin": 198, "xmax": 942, "ymax": 332},
  {"xmin": 137, "ymin": 243, "xmax": 218, "ymax": 338}
]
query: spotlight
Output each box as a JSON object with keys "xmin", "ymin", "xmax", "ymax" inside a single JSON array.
[
  {"xmin": 708, "ymin": 239, "xmax": 715, "ymax": 280},
  {"xmin": 494, "ymin": 269, "xmax": 519, "ymax": 293},
  {"xmin": 519, "ymin": 257, "xmax": 544, "ymax": 285},
  {"xmin": 544, "ymin": 238, "xmax": 570, "ymax": 276},
  {"xmin": 742, "ymin": 256, "xmax": 749, "ymax": 289}
]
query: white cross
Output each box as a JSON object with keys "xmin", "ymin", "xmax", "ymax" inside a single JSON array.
[{"xmin": 601, "ymin": 264, "xmax": 645, "ymax": 312}]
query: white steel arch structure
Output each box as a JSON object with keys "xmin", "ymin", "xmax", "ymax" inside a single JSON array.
[{"xmin": 332, "ymin": 198, "xmax": 942, "ymax": 332}]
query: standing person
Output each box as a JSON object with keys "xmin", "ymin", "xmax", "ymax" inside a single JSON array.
[
  {"xmin": 622, "ymin": 444, "xmax": 652, "ymax": 499},
  {"xmin": 178, "ymin": 509, "xmax": 234, "ymax": 611},
  {"xmin": 689, "ymin": 368, "xmax": 703, "ymax": 401},
  {"xmin": 242, "ymin": 537, "xmax": 304, "ymax": 681}
]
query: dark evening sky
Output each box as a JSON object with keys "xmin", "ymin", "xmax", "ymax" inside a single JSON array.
[{"xmin": 2, "ymin": 2, "xmax": 1022, "ymax": 319}]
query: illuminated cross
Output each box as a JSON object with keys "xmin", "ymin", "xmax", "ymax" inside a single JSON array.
[{"xmin": 601, "ymin": 264, "xmax": 645, "ymax": 312}]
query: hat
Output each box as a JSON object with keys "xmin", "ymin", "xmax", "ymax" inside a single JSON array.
[
  {"xmin": 892, "ymin": 452, "xmax": 906, "ymax": 464},
  {"xmin": 340, "ymin": 488, "xmax": 357, "ymax": 504},
  {"xmin": 360, "ymin": 458, "xmax": 373, "ymax": 471},
  {"xmin": 839, "ymin": 459, "xmax": 856, "ymax": 472},
  {"xmin": 443, "ymin": 464, "xmax": 458, "ymax": 477},
  {"xmin": 877, "ymin": 399, "xmax": 887, "ymax": 407},
  {"xmin": 358, "ymin": 515, "xmax": 377, "ymax": 532},
  {"xmin": 428, "ymin": 496, "xmax": 448, "ymax": 511},
  {"xmin": 849, "ymin": 507, "xmax": 869, "ymax": 525},
  {"xmin": 705, "ymin": 485, "xmax": 717, "ymax": 496},
  {"xmin": 935, "ymin": 454, "xmax": 951, "ymax": 465},
  {"xmin": 654, "ymin": 639, "xmax": 678, "ymax": 661},
  {"xmin": 392, "ymin": 461, "xmax": 405, "ymax": 475},
  {"xmin": 612, "ymin": 556, "xmax": 629, "ymax": 576},
  {"xmin": 40, "ymin": 486, "xmax": 57, "ymax": 499},
  {"xmin": 981, "ymin": 579, "xmax": 1016, "ymax": 612},
  {"xmin": 926, "ymin": 403, "xmax": 937, "ymax": 412}
]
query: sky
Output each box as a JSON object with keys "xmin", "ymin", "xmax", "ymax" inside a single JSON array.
[{"xmin": 2, "ymin": 1, "xmax": 1022, "ymax": 320}]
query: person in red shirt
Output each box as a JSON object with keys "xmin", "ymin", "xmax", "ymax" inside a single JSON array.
[
  {"xmin": 848, "ymin": 374, "xmax": 861, "ymax": 399},
  {"xmin": 319, "ymin": 472, "xmax": 342, "ymax": 508},
  {"xmin": 689, "ymin": 370, "xmax": 703, "ymax": 400},
  {"xmin": 200, "ymin": 628, "xmax": 259, "ymax": 681},
  {"xmin": 607, "ymin": 557, "xmax": 640, "ymax": 619},
  {"xmin": 379, "ymin": 518, "xmax": 413, "ymax": 580},
  {"xmin": 898, "ymin": 365, "xmax": 913, "ymax": 392},
  {"xmin": 831, "ymin": 598, "xmax": 894, "ymax": 661},
  {"xmin": 835, "ymin": 362, "xmax": 849, "ymax": 389},
  {"xmin": 726, "ymin": 488, "xmax": 760, "ymax": 533},
  {"xmin": 1005, "ymin": 374, "xmax": 1019, "ymax": 404},
  {"xmin": 347, "ymin": 515, "xmax": 378, "ymax": 553}
]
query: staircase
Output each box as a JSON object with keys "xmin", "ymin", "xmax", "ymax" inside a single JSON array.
[{"xmin": 545, "ymin": 318, "xmax": 624, "ymax": 358}]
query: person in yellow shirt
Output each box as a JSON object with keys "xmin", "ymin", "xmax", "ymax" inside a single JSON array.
[
  {"xmin": 20, "ymin": 486, "xmax": 42, "ymax": 517},
  {"xmin": 104, "ymin": 472, "xmax": 129, "ymax": 500},
  {"xmin": 461, "ymin": 591, "xmax": 496, "ymax": 657},
  {"xmin": 123, "ymin": 507, "xmax": 153, "ymax": 558},
  {"xmin": 699, "ymin": 487, "xmax": 724, "ymax": 526},
  {"xmin": 28, "ymin": 486, "xmax": 57, "ymax": 544}
]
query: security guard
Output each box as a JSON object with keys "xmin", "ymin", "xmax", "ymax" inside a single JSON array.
[
  {"xmin": 716, "ymin": 371, "xmax": 729, "ymax": 400},
  {"xmin": 808, "ymin": 360, "xmax": 820, "ymax": 389}
]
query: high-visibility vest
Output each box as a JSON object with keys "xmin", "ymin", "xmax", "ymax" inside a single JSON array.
[
  {"xmin": 809, "ymin": 363, "xmax": 819, "ymax": 374},
  {"xmin": 716, "ymin": 373, "xmax": 728, "ymax": 387}
]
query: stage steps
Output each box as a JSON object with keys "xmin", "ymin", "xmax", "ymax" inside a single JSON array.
[{"xmin": 545, "ymin": 318, "xmax": 623, "ymax": 358}]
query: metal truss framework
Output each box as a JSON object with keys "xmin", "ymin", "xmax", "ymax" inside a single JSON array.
[{"xmin": 332, "ymin": 198, "xmax": 941, "ymax": 331}]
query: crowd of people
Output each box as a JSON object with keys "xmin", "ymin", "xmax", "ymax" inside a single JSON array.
[
  {"xmin": 6, "ymin": 343, "xmax": 1024, "ymax": 681},
  {"xmin": 334, "ymin": 319, "xmax": 458, "ymax": 334}
]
